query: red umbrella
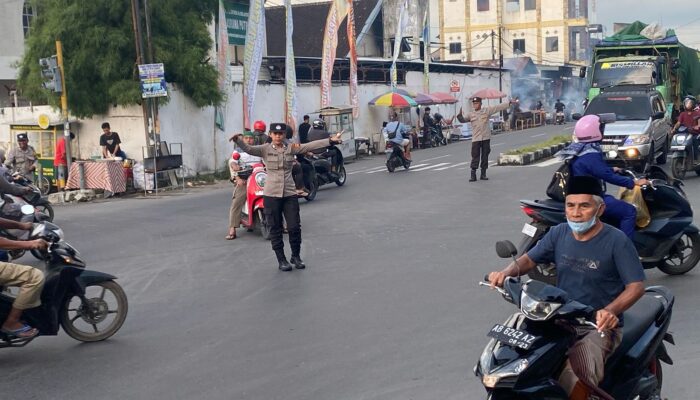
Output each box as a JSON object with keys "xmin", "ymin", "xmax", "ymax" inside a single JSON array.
[
  {"xmin": 428, "ymin": 92, "xmax": 458, "ymax": 104},
  {"xmin": 471, "ymin": 88, "xmax": 507, "ymax": 100}
]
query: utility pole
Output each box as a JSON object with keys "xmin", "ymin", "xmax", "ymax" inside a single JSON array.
[
  {"xmin": 55, "ymin": 41, "xmax": 72, "ymax": 176},
  {"xmin": 130, "ymin": 0, "xmax": 153, "ymax": 154},
  {"xmin": 491, "ymin": 30, "xmax": 495, "ymax": 61},
  {"xmin": 142, "ymin": 0, "xmax": 160, "ymax": 149}
]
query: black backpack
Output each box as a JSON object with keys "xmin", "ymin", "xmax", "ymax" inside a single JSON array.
[
  {"xmin": 546, "ymin": 159, "xmax": 573, "ymax": 202},
  {"xmin": 387, "ymin": 122, "xmax": 400, "ymax": 140}
]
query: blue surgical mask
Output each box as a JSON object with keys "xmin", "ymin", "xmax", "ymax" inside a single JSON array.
[{"xmin": 567, "ymin": 206, "xmax": 601, "ymax": 234}]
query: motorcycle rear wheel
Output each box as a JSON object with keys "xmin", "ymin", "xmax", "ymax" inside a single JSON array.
[
  {"xmin": 60, "ymin": 281, "xmax": 128, "ymax": 342},
  {"xmin": 305, "ymin": 179, "xmax": 317, "ymax": 201},
  {"xmin": 255, "ymin": 209, "xmax": 271, "ymax": 240},
  {"xmin": 657, "ymin": 232, "xmax": 700, "ymax": 275},
  {"xmin": 386, "ymin": 160, "xmax": 396, "ymax": 173}
]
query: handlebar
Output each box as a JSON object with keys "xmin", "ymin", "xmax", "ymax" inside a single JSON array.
[{"xmin": 617, "ymin": 169, "xmax": 656, "ymax": 190}]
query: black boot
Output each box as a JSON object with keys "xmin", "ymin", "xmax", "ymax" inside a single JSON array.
[
  {"xmin": 469, "ymin": 170, "xmax": 477, "ymax": 182},
  {"xmin": 276, "ymin": 251, "xmax": 293, "ymax": 271},
  {"xmin": 480, "ymin": 170, "xmax": 488, "ymax": 180},
  {"xmin": 290, "ymin": 255, "xmax": 306, "ymax": 269}
]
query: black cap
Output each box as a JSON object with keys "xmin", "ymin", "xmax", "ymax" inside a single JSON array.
[
  {"xmin": 17, "ymin": 133, "xmax": 28, "ymax": 141},
  {"xmin": 471, "ymin": 96, "xmax": 482, "ymax": 103},
  {"xmin": 567, "ymin": 176, "xmax": 603, "ymax": 197},
  {"xmin": 269, "ymin": 123, "xmax": 287, "ymax": 133}
]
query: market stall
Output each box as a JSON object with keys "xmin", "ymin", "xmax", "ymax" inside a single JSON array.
[
  {"xmin": 65, "ymin": 160, "xmax": 126, "ymax": 195},
  {"xmin": 315, "ymin": 106, "xmax": 356, "ymax": 160}
]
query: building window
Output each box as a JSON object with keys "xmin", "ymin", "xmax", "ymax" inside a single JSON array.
[
  {"xmin": 546, "ymin": 36, "xmax": 559, "ymax": 52},
  {"xmin": 506, "ymin": 0, "xmax": 520, "ymax": 12},
  {"xmin": 524, "ymin": 0, "xmax": 536, "ymax": 10},
  {"xmin": 449, "ymin": 42, "xmax": 462, "ymax": 54},
  {"xmin": 22, "ymin": 1, "xmax": 34, "ymax": 38},
  {"xmin": 477, "ymin": 0, "xmax": 489, "ymax": 11},
  {"xmin": 513, "ymin": 39, "xmax": 525, "ymax": 54}
]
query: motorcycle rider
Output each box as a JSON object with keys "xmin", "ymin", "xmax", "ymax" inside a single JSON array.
[
  {"xmin": 488, "ymin": 176, "xmax": 645, "ymax": 400},
  {"xmin": 422, "ymin": 107, "xmax": 436, "ymax": 148},
  {"xmin": 252, "ymin": 120, "xmax": 270, "ymax": 145},
  {"xmin": 558, "ymin": 114, "xmax": 649, "ymax": 239},
  {"xmin": 226, "ymin": 131, "xmax": 262, "ymax": 240},
  {"xmin": 0, "ymin": 218, "xmax": 49, "ymax": 339},
  {"xmin": 306, "ymin": 119, "xmax": 339, "ymax": 175},
  {"xmin": 231, "ymin": 123, "xmax": 343, "ymax": 271},
  {"xmin": 672, "ymin": 96, "xmax": 700, "ymax": 157},
  {"xmin": 383, "ymin": 112, "xmax": 411, "ymax": 161},
  {"xmin": 0, "ymin": 149, "xmax": 32, "ymax": 197}
]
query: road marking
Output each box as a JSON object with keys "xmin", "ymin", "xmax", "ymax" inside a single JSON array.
[
  {"xmin": 348, "ymin": 166, "xmax": 386, "ymax": 175},
  {"xmin": 492, "ymin": 143, "xmax": 505, "ymax": 147},
  {"xmin": 535, "ymin": 158, "xmax": 561, "ymax": 167},
  {"xmin": 367, "ymin": 163, "xmax": 428, "ymax": 173},
  {"xmin": 434, "ymin": 161, "xmax": 470, "ymax": 171},
  {"xmin": 411, "ymin": 162, "xmax": 450, "ymax": 171},
  {"xmin": 531, "ymin": 133, "xmax": 546, "ymax": 138},
  {"xmin": 420, "ymin": 154, "xmax": 451, "ymax": 162}
]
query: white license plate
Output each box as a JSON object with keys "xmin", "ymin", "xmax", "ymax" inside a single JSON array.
[
  {"xmin": 522, "ymin": 223, "xmax": 537, "ymax": 238},
  {"xmin": 601, "ymin": 145, "xmax": 618, "ymax": 152},
  {"xmin": 671, "ymin": 146, "xmax": 686, "ymax": 151},
  {"xmin": 255, "ymin": 190, "xmax": 264, "ymax": 196}
]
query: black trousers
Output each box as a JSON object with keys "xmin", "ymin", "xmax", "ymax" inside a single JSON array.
[
  {"xmin": 264, "ymin": 196, "xmax": 301, "ymax": 258},
  {"xmin": 470, "ymin": 139, "xmax": 491, "ymax": 171}
]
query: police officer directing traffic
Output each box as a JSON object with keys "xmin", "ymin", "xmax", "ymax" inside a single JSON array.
[
  {"xmin": 5, "ymin": 133, "xmax": 38, "ymax": 183},
  {"xmin": 231, "ymin": 123, "xmax": 343, "ymax": 271}
]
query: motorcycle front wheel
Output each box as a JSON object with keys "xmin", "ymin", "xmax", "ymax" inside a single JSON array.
[
  {"xmin": 60, "ymin": 280, "xmax": 128, "ymax": 342},
  {"xmin": 657, "ymin": 232, "xmax": 700, "ymax": 275},
  {"xmin": 34, "ymin": 204, "xmax": 54, "ymax": 222},
  {"xmin": 255, "ymin": 209, "xmax": 271, "ymax": 240},
  {"xmin": 671, "ymin": 158, "xmax": 686, "ymax": 179},
  {"xmin": 335, "ymin": 166, "xmax": 347, "ymax": 186},
  {"xmin": 304, "ymin": 179, "xmax": 318, "ymax": 201}
]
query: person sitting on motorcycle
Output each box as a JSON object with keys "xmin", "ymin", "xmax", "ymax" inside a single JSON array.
[
  {"xmin": 305, "ymin": 119, "xmax": 340, "ymax": 175},
  {"xmin": 558, "ymin": 114, "xmax": 649, "ymax": 238},
  {"xmin": 226, "ymin": 131, "xmax": 263, "ymax": 240},
  {"xmin": 0, "ymin": 218, "xmax": 49, "ymax": 339},
  {"xmin": 422, "ymin": 107, "xmax": 436, "ymax": 148},
  {"xmin": 383, "ymin": 112, "xmax": 411, "ymax": 160},
  {"xmin": 554, "ymin": 99, "xmax": 565, "ymax": 113},
  {"xmin": 672, "ymin": 96, "xmax": 700, "ymax": 134},
  {"xmin": 0, "ymin": 149, "xmax": 32, "ymax": 197},
  {"xmin": 488, "ymin": 176, "xmax": 645, "ymax": 400}
]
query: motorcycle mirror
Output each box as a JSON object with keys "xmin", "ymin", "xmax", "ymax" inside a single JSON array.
[
  {"xmin": 20, "ymin": 204, "xmax": 35, "ymax": 216},
  {"xmin": 598, "ymin": 113, "xmax": 617, "ymax": 124},
  {"xmin": 495, "ymin": 241, "xmax": 518, "ymax": 259},
  {"xmin": 652, "ymin": 111, "xmax": 665, "ymax": 120},
  {"xmin": 572, "ymin": 113, "xmax": 582, "ymax": 121}
]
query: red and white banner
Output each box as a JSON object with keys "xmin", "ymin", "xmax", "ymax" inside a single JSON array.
[
  {"xmin": 320, "ymin": 0, "xmax": 349, "ymax": 108},
  {"xmin": 284, "ymin": 0, "xmax": 298, "ymax": 132},
  {"xmin": 346, "ymin": 0, "xmax": 359, "ymax": 118},
  {"xmin": 242, "ymin": 0, "xmax": 266, "ymax": 130}
]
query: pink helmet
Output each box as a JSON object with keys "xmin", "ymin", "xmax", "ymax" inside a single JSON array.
[{"xmin": 574, "ymin": 115, "xmax": 603, "ymax": 143}]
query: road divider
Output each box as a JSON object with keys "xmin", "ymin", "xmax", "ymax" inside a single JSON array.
[{"xmin": 498, "ymin": 135, "xmax": 571, "ymax": 166}]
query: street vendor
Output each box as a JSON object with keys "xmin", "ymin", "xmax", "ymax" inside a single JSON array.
[
  {"xmin": 100, "ymin": 122, "xmax": 127, "ymax": 159},
  {"xmin": 5, "ymin": 133, "xmax": 38, "ymax": 182}
]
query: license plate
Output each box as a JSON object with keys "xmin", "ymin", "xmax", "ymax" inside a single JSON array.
[
  {"xmin": 522, "ymin": 223, "xmax": 537, "ymax": 238},
  {"xmin": 487, "ymin": 324, "xmax": 539, "ymax": 350},
  {"xmin": 601, "ymin": 145, "xmax": 618, "ymax": 152},
  {"xmin": 255, "ymin": 190, "xmax": 264, "ymax": 196},
  {"xmin": 671, "ymin": 146, "xmax": 686, "ymax": 151}
]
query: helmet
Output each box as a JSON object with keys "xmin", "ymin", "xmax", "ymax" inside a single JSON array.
[
  {"xmin": 574, "ymin": 115, "xmax": 603, "ymax": 143},
  {"xmin": 253, "ymin": 120, "xmax": 266, "ymax": 132},
  {"xmin": 231, "ymin": 151, "xmax": 240, "ymax": 160},
  {"xmin": 683, "ymin": 96, "xmax": 697, "ymax": 111},
  {"xmin": 312, "ymin": 119, "xmax": 325, "ymax": 130},
  {"xmin": 285, "ymin": 125, "xmax": 294, "ymax": 140}
]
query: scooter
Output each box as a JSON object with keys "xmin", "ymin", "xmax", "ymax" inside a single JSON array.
[
  {"xmin": 555, "ymin": 111, "xmax": 565, "ymax": 125},
  {"xmin": 0, "ymin": 211, "xmax": 64, "ymax": 261},
  {"xmin": 11, "ymin": 173, "xmax": 54, "ymax": 221},
  {"xmin": 517, "ymin": 167, "xmax": 699, "ymax": 284},
  {"xmin": 238, "ymin": 161, "xmax": 270, "ymax": 239},
  {"xmin": 670, "ymin": 125, "xmax": 700, "ymax": 179},
  {"xmin": 0, "ymin": 222, "xmax": 128, "ymax": 347},
  {"xmin": 475, "ymin": 240, "xmax": 674, "ymax": 400},
  {"xmin": 385, "ymin": 141, "xmax": 411, "ymax": 172},
  {"xmin": 300, "ymin": 146, "xmax": 346, "ymax": 201}
]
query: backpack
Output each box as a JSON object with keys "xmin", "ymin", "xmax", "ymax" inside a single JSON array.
[
  {"xmin": 388, "ymin": 122, "xmax": 400, "ymax": 140},
  {"xmin": 546, "ymin": 159, "xmax": 573, "ymax": 202}
]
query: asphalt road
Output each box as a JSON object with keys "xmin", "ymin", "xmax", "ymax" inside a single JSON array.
[{"xmin": 3, "ymin": 122, "xmax": 699, "ymax": 399}]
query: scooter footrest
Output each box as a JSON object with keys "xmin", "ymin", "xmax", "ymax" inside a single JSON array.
[{"xmin": 0, "ymin": 334, "xmax": 35, "ymax": 348}]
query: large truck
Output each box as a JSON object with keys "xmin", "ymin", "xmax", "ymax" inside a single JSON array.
[{"xmin": 587, "ymin": 21, "xmax": 700, "ymax": 114}]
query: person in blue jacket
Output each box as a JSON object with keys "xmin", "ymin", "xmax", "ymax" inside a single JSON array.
[{"xmin": 558, "ymin": 114, "xmax": 649, "ymax": 238}]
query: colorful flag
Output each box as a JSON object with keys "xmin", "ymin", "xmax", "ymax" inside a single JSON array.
[
  {"xmin": 346, "ymin": 0, "xmax": 359, "ymax": 118},
  {"xmin": 284, "ymin": 0, "xmax": 298, "ymax": 133},
  {"xmin": 216, "ymin": 0, "xmax": 230, "ymax": 131},
  {"xmin": 320, "ymin": 0, "xmax": 350, "ymax": 108},
  {"xmin": 243, "ymin": 0, "xmax": 266, "ymax": 130},
  {"xmin": 422, "ymin": 8, "xmax": 430, "ymax": 94},
  {"xmin": 390, "ymin": 0, "xmax": 409, "ymax": 91}
]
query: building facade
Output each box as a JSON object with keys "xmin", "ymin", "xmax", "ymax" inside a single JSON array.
[
  {"xmin": 438, "ymin": 0, "xmax": 590, "ymax": 65},
  {"xmin": 0, "ymin": 0, "xmax": 34, "ymax": 107}
]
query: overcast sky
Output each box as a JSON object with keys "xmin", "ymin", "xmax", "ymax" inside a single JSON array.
[{"xmin": 596, "ymin": 1, "xmax": 700, "ymax": 49}]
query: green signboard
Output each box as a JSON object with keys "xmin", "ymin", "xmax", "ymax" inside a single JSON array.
[{"xmin": 225, "ymin": 0, "xmax": 249, "ymax": 46}]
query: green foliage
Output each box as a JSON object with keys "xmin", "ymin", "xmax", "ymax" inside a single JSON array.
[
  {"xmin": 17, "ymin": 0, "xmax": 222, "ymax": 118},
  {"xmin": 504, "ymin": 135, "xmax": 571, "ymax": 155}
]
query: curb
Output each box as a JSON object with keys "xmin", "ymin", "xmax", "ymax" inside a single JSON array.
[{"xmin": 497, "ymin": 141, "xmax": 571, "ymax": 166}]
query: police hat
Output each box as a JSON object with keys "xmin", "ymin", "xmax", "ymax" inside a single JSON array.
[
  {"xmin": 471, "ymin": 96, "xmax": 483, "ymax": 103},
  {"xmin": 16, "ymin": 133, "xmax": 28, "ymax": 141},
  {"xmin": 567, "ymin": 176, "xmax": 603, "ymax": 197},
  {"xmin": 269, "ymin": 123, "xmax": 287, "ymax": 134}
]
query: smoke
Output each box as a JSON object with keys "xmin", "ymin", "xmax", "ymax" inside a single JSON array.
[{"xmin": 510, "ymin": 77, "xmax": 588, "ymax": 114}]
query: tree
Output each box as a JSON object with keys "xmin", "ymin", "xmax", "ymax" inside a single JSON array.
[{"xmin": 17, "ymin": 0, "xmax": 223, "ymax": 118}]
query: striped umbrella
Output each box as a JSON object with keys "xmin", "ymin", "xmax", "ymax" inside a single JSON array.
[{"xmin": 368, "ymin": 92, "xmax": 418, "ymax": 107}]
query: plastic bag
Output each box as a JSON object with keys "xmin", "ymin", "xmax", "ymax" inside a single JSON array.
[{"xmin": 619, "ymin": 186, "xmax": 651, "ymax": 228}]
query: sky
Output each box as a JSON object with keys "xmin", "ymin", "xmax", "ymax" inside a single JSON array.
[{"xmin": 596, "ymin": 1, "xmax": 700, "ymax": 50}]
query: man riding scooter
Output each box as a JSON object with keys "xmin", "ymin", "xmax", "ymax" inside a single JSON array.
[
  {"xmin": 672, "ymin": 96, "xmax": 700, "ymax": 157},
  {"xmin": 226, "ymin": 131, "xmax": 263, "ymax": 240},
  {"xmin": 383, "ymin": 112, "xmax": 411, "ymax": 160}
]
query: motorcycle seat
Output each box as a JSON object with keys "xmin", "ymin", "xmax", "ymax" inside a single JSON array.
[
  {"xmin": 608, "ymin": 294, "xmax": 664, "ymax": 364},
  {"xmin": 520, "ymin": 199, "xmax": 564, "ymax": 211}
]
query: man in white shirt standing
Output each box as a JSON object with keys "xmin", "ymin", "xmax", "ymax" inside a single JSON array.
[{"xmin": 226, "ymin": 131, "xmax": 262, "ymax": 240}]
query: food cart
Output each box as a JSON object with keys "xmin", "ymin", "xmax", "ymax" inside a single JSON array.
[{"xmin": 315, "ymin": 105, "xmax": 356, "ymax": 159}]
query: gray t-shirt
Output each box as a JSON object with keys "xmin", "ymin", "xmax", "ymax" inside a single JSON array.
[{"xmin": 527, "ymin": 223, "xmax": 645, "ymax": 325}]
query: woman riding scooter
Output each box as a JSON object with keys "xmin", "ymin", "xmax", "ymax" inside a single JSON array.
[{"xmin": 558, "ymin": 115, "xmax": 649, "ymax": 238}]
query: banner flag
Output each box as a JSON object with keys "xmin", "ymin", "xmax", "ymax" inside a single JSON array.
[
  {"xmin": 347, "ymin": 0, "xmax": 359, "ymax": 118},
  {"xmin": 285, "ymin": 0, "xmax": 298, "ymax": 133},
  {"xmin": 320, "ymin": 0, "xmax": 350, "ymax": 108},
  {"xmin": 242, "ymin": 0, "xmax": 266, "ymax": 130},
  {"xmin": 390, "ymin": 0, "xmax": 409, "ymax": 90}
]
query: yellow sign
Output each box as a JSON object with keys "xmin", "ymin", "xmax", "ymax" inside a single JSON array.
[{"xmin": 37, "ymin": 114, "xmax": 50, "ymax": 129}]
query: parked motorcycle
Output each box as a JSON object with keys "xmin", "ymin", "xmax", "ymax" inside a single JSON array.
[
  {"xmin": 518, "ymin": 167, "xmax": 699, "ymax": 283},
  {"xmin": 385, "ymin": 141, "xmax": 412, "ymax": 172},
  {"xmin": 300, "ymin": 146, "xmax": 346, "ymax": 201},
  {"xmin": 475, "ymin": 242, "xmax": 674, "ymax": 400},
  {"xmin": 555, "ymin": 111, "xmax": 565, "ymax": 125},
  {"xmin": 238, "ymin": 161, "xmax": 270, "ymax": 239},
  {"xmin": 670, "ymin": 125, "xmax": 700, "ymax": 179},
  {"xmin": 0, "ymin": 222, "xmax": 128, "ymax": 347},
  {"xmin": 11, "ymin": 173, "xmax": 54, "ymax": 221}
]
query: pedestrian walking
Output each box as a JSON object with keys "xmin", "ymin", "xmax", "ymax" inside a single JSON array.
[
  {"xmin": 226, "ymin": 131, "xmax": 262, "ymax": 240},
  {"xmin": 231, "ymin": 123, "xmax": 343, "ymax": 271},
  {"xmin": 456, "ymin": 96, "xmax": 513, "ymax": 182}
]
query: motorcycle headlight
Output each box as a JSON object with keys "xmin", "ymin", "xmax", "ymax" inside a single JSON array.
[
  {"xmin": 675, "ymin": 135, "xmax": 687, "ymax": 145},
  {"xmin": 520, "ymin": 292, "xmax": 561, "ymax": 321},
  {"xmin": 481, "ymin": 358, "xmax": 530, "ymax": 388},
  {"xmin": 255, "ymin": 172, "xmax": 267, "ymax": 188},
  {"xmin": 624, "ymin": 134, "xmax": 649, "ymax": 145}
]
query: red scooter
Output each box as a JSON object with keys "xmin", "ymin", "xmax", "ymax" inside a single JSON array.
[{"xmin": 234, "ymin": 155, "xmax": 270, "ymax": 239}]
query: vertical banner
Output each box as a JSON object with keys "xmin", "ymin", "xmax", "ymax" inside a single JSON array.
[
  {"xmin": 320, "ymin": 0, "xmax": 349, "ymax": 108},
  {"xmin": 346, "ymin": 0, "xmax": 359, "ymax": 118},
  {"xmin": 243, "ymin": 0, "xmax": 266, "ymax": 130},
  {"xmin": 422, "ymin": 8, "xmax": 430, "ymax": 94},
  {"xmin": 216, "ymin": 0, "xmax": 230, "ymax": 131},
  {"xmin": 284, "ymin": 0, "xmax": 298, "ymax": 134},
  {"xmin": 390, "ymin": 0, "xmax": 409, "ymax": 91}
]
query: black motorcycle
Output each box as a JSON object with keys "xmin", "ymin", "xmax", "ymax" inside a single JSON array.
[
  {"xmin": 475, "ymin": 241, "xmax": 674, "ymax": 400},
  {"xmin": 518, "ymin": 167, "xmax": 699, "ymax": 283},
  {"xmin": 670, "ymin": 125, "xmax": 700, "ymax": 179},
  {"xmin": 0, "ymin": 218, "xmax": 64, "ymax": 261},
  {"xmin": 0, "ymin": 222, "xmax": 128, "ymax": 347},
  {"xmin": 385, "ymin": 140, "xmax": 411, "ymax": 172},
  {"xmin": 11, "ymin": 173, "xmax": 54, "ymax": 221},
  {"xmin": 300, "ymin": 146, "xmax": 346, "ymax": 201}
]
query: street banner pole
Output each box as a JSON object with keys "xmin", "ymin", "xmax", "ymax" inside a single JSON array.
[
  {"xmin": 284, "ymin": 0, "xmax": 299, "ymax": 135},
  {"xmin": 347, "ymin": 0, "xmax": 359, "ymax": 118},
  {"xmin": 422, "ymin": 7, "xmax": 430, "ymax": 93},
  {"xmin": 390, "ymin": 0, "xmax": 408, "ymax": 91}
]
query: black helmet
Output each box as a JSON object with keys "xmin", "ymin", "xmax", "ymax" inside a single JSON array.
[
  {"xmin": 683, "ymin": 95, "xmax": 697, "ymax": 110},
  {"xmin": 312, "ymin": 119, "xmax": 326, "ymax": 130},
  {"xmin": 433, "ymin": 112, "xmax": 443, "ymax": 122}
]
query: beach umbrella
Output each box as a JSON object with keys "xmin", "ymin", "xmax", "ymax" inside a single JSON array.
[{"xmin": 368, "ymin": 92, "xmax": 418, "ymax": 107}]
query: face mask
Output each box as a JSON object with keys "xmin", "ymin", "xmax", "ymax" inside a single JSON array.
[{"xmin": 567, "ymin": 206, "xmax": 601, "ymax": 234}]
